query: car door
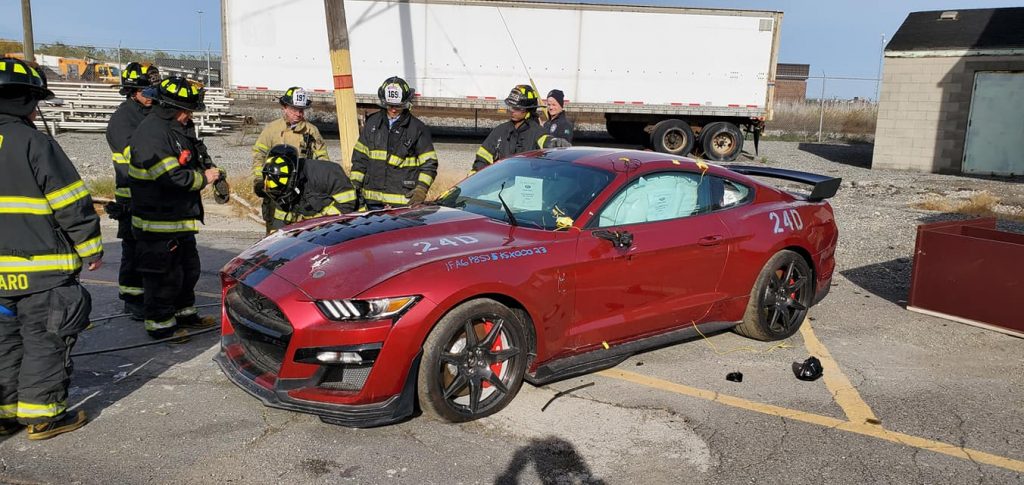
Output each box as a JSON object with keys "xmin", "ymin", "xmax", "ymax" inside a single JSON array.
[{"xmin": 570, "ymin": 171, "xmax": 731, "ymax": 347}]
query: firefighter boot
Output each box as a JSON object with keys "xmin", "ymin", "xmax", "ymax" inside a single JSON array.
[
  {"xmin": 26, "ymin": 410, "xmax": 87, "ymax": 441},
  {"xmin": 177, "ymin": 313, "xmax": 217, "ymax": 330},
  {"xmin": 0, "ymin": 419, "xmax": 21, "ymax": 435}
]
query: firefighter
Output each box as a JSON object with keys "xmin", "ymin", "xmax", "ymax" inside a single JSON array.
[
  {"xmin": 0, "ymin": 57, "xmax": 101, "ymax": 439},
  {"xmin": 472, "ymin": 84, "xmax": 571, "ymax": 174},
  {"xmin": 261, "ymin": 144, "xmax": 357, "ymax": 232},
  {"xmin": 251, "ymin": 86, "xmax": 329, "ymax": 233},
  {"xmin": 128, "ymin": 75, "xmax": 220, "ymax": 340},
  {"xmin": 104, "ymin": 62, "xmax": 160, "ymax": 320},
  {"xmin": 350, "ymin": 77, "xmax": 438, "ymax": 210},
  {"xmin": 543, "ymin": 89, "xmax": 574, "ymax": 143}
]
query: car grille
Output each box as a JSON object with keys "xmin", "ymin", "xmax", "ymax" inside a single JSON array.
[
  {"xmin": 318, "ymin": 364, "xmax": 373, "ymax": 391},
  {"xmin": 225, "ymin": 283, "xmax": 292, "ymax": 375}
]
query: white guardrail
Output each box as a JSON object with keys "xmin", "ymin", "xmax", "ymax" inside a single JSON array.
[{"xmin": 33, "ymin": 82, "xmax": 241, "ymax": 135}]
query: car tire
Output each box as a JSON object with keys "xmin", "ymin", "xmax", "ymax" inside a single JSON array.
[
  {"xmin": 700, "ymin": 122, "xmax": 744, "ymax": 161},
  {"xmin": 417, "ymin": 298, "xmax": 529, "ymax": 422},
  {"xmin": 650, "ymin": 119, "xmax": 695, "ymax": 156},
  {"xmin": 734, "ymin": 250, "xmax": 813, "ymax": 341}
]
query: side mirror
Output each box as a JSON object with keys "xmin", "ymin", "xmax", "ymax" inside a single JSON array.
[{"xmin": 593, "ymin": 229, "xmax": 633, "ymax": 249}]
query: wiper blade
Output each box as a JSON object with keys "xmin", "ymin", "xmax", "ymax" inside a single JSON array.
[{"xmin": 497, "ymin": 181, "xmax": 518, "ymax": 227}]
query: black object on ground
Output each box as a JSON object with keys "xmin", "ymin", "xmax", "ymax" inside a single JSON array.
[
  {"xmin": 726, "ymin": 372, "xmax": 743, "ymax": 383},
  {"xmin": 793, "ymin": 356, "xmax": 824, "ymax": 381},
  {"xmin": 541, "ymin": 382, "xmax": 596, "ymax": 412}
]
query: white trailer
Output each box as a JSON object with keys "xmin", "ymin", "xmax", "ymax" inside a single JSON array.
[{"xmin": 222, "ymin": 0, "xmax": 782, "ymax": 160}]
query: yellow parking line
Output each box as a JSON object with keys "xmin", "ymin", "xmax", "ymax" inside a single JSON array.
[
  {"xmin": 81, "ymin": 278, "xmax": 221, "ymax": 299},
  {"xmin": 800, "ymin": 321, "xmax": 879, "ymax": 424}
]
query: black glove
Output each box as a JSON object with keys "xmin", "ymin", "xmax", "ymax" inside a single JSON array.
[
  {"xmin": 253, "ymin": 178, "xmax": 267, "ymax": 199},
  {"xmin": 105, "ymin": 201, "xmax": 125, "ymax": 220},
  {"xmin": 213, "ymin": 170, "xmax": 230, "ymax": 204}
]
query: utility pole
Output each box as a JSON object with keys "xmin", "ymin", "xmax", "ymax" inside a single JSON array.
[
  {"xmin": 875, "ymin": 33, "xmax": 886, "ymax": 102},
  {"xmin": 21, "ymin": 0, "xmax": 35, "ymax": 61},
  {"xmin": 324, "ymin": 0, "xmax": 359, "ymax": 170}
]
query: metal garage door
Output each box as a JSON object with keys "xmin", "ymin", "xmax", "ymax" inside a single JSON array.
[{"xmin": 963, "ymin": 71, "xmax": 1024, "ymax": 176}]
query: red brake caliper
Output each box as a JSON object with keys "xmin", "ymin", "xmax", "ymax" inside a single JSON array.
[{"xmin": 480, "ymin": 321, "xmax": 504, "ymax": 389}]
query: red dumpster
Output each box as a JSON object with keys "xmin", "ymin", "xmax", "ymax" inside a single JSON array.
[{"xmin": 908, "ymin": 217, "xmax": 1023, "ymax": 338}]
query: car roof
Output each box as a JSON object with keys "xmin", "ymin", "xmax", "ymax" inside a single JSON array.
[{"xmin": 527, "ymin": 147, "xmax": 739, "ymax": 179}]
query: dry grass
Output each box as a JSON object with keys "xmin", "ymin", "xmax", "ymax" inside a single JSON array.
[
  {"xmin": 427, "ymin": 170, "xmax": 466, "ymax": 200},
  {"xmin": 85, "ymin": 177, "xmax": 116, "ymax": 200},
  {"xmin": 771, "ymin": 101, "xmax": 877, "ymax": 138},
  {"xmin": 915, "ymin": 191, "xmax": 1024, "ymax": 222}
]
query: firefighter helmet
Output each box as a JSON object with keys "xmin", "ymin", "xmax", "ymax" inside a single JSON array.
[
  {"xmin": 504, "ymin": 84, "xmax": 539, "ymax": 111},
  {"xmin": 262, "ymin": 144, "xmax": 302, "ymax": 205},
  {"xmin": 377, "ymin": 76, "xmax": 414, "ymax": 108},
  {"xmin": 156, "ymin": 75, "xmax": 206, "ymax": 111},
  {"xmin": 279, "ymin": 86, "xmax": 311, "ymax": 109},
  {"xmin": 0, "ymin": 57, "xmax": 54, "ymax": 100},
  {"xmin": 120, "ymin": 62, "xmax": 159, "ymax": 92}
]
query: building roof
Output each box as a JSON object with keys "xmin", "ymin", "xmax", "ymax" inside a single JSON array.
[
  {"xmin": 886, "ymin": 7, "xmax": 1024, "ymax": 52},
  {"xmin": 777, "ymin": 63, "xmax": 810, "ymax": 80}
]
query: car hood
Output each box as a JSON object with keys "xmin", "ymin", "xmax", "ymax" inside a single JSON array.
[{"xmin": 228, "ymin": 206, "xmax": 523, "ymax": 299}]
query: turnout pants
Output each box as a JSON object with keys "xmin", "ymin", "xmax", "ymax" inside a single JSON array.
[
  {"xmin": 0, "ymin": 283, "xmax": 92, "ymax": 425},
  {"xmin": 135, "ymin": 235, "xmax": 201, "ymax": 338},
  {"xmin": 118, "ymin": 233, "xmax": 144, "ymax": 310}
]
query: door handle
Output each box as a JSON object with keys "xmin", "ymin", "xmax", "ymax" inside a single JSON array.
[{"xmin": 698, "ymin": 235, "xmax": 724, "ymax": 246}]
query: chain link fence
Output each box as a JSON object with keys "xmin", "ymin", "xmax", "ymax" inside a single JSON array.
[{"xmin": 771, "ymin": 75, "xmax": 880, "ymax": 142}]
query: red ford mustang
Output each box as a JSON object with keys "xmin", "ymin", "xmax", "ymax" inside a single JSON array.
[{"xmin": 216, "ymin": 148, "xmax": 839, "ymax": 427}]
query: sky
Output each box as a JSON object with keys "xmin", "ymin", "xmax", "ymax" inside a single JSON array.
[{"xmin": 2, "ymin": 0, "xmax": 1021, "ymax": 99}]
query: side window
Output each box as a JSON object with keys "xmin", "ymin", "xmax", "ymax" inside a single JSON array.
[
  {"xmin": 597, "ymin": 172, "xmax": 711, "ymax": 227},
  {"xmin": 715, "ymin": 177, "xmax": 753, "ymax": 210}
]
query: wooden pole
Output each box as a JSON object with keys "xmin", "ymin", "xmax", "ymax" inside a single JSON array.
[
  {"xmin": 324, "ymin": 0, "xmax": 359, "ymax": 171},
  {"xmin": 21, "ymin": 0, "xmax": 35, "ymax": 61}
]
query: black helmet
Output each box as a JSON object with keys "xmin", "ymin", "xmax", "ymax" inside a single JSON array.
[
  {"xmin": 156, "ymin": 75, "xmax": 205, "ymax": 111},
  {"xmin": 262, "ymin": 144, "xmax": 302, "ymax": 205},
  {"xmin": 0, "ymin": 57, "xmax": 54, "ymax": 100},
  {"xmin": 279, "ymin": 86, "xmax": 311, "ymax": 109},
  {"xmin": 792, "ymin": 356, "xmax": 823, "ymax": 381},
  {"xmin": 377, "ymin": 76, "xmax": 414, "ymax": 108},
  {"xmin": 505, "ymin": 84, "xmax": 539, "ymax": 111},
  {"xmin": 120, "ymin": 62, "xmax": 159, "ymax": 95}
]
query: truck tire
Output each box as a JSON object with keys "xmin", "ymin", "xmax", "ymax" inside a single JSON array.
[
  {"xmin": 650, "ymin": 119, "xmax": 695, "ymax": 156},
  {"xmin": 700, "ymin": 122, "xmax": 744, "ymax": 161}
]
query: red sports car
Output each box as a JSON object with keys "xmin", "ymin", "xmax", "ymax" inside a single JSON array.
[{"xmin": 216, "ymin": 148, "xmax": 839, "ymax": 427}]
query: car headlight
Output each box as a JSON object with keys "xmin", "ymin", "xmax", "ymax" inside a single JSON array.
[{"xmin": 315, "ymin": 296, "xmax": 419, "ymax": 322}]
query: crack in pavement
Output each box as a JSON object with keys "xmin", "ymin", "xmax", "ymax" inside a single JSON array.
[
  {"xmin": 244, "ymin": 408, "xmax": 301, "ymax": 451},
  {"xmin": 952, "ymin": 410, "xmax": 988, "ymax": 484}
]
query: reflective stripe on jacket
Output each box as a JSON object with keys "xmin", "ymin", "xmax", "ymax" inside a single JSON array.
[
  {"xmin": 0, "ymin": 114, "xmax": 103, "ymax": 296},
  {"xmin": 251, "ymin": 118, "xmax": 330, "ymax": 179},
  {"xmin": 472, "ymin": 117, "xmax": 555, "ymax": 173},
  {"xmin": 350, "ymin": 110, "xmax": 437, "ymax": 206},
  {"xmin": 268, "ymin": 159, "xmax": 357, "ymax": 231},
  {"xmin": 128, "ymin": 106, "xmax": 208, "ymax": 240}
]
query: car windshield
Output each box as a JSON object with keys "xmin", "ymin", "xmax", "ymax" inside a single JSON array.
[{"xmin": 436, "ymin": 157, "xmax": 614, "ymax": 230}]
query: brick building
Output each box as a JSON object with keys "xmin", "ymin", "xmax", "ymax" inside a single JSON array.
[
  {"xmin": 775, "ymin": 63, "xmax": 810, "ymax": 102},
  {"xmin": 873, "ymin": 8, "xmax": 1024, "ymax": 175}
]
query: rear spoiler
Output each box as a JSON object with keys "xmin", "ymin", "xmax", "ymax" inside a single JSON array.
[{"xmin": 727, "ymin": 165, "xmax": 842, "ymax": 201}]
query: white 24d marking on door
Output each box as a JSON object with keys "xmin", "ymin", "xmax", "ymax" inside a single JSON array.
[{"xmin": 768, "ymin": 209, "xmax": 803, "ymax": 234}]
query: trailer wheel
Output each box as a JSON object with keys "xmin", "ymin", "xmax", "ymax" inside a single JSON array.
[
  {"xmin": 650, "ymin": 119, "xmax": 695, "ymax": 156},
  {"xmin": 700, "ymin": 122, "xmax": 744, "ymax": 161}
]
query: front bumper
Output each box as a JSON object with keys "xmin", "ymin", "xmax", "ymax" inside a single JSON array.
[{"xmin": 215, "ymin": 335, "xmax": 419, "ymax": 428}]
